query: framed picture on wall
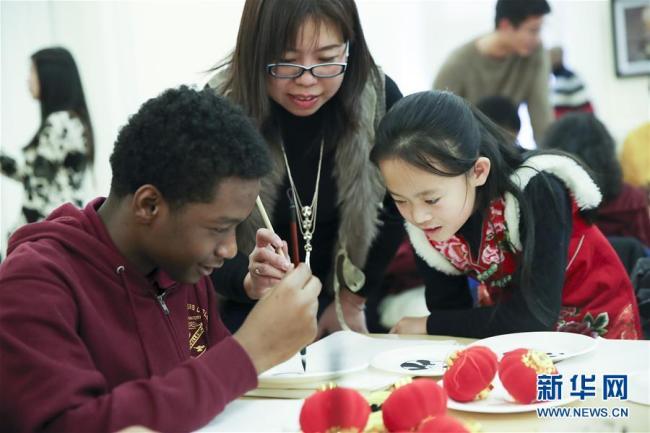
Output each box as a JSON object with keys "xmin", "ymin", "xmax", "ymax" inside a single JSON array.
[{"xmin": 611, "ymin": 0, "xmax": 650, "ymax": 77}]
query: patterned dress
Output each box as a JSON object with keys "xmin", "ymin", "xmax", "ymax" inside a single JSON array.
[{"xmin": 0, "ymin": 111, "xmax": 90, "ymax": 224}]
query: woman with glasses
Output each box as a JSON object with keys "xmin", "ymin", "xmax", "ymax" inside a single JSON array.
[{"xmin": 207, "ymin": 0, "xmax": 405, "ymax": 336}]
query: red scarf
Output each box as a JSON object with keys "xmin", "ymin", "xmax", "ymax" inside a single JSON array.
[{"xmin": 429, "ymin": 198, "xmax": 515, "ymax": 306}]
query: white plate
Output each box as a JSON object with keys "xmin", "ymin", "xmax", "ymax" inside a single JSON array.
[
  {"xmin": 258, "ymin": 331, "xmax": 371, "ymax": 387},
  {"xmin": 469, "ymin": 331, "xmax": 598, "ymax": 362},
  {"xmin": 444, "ymin": 374, "xmax": 578, "ymax": 414},
  {"xmin": 370, "ymin": 344, "xmax": 460, "ymax": 376}
]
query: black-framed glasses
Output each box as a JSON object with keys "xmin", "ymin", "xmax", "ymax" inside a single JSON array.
[
  {"xmin": 266, "ymin": 41, "xmax": 349, "ymax": 79},
  {"xmin": 266, "ymin": 62, "xmax": 347, "ymax": 79}
]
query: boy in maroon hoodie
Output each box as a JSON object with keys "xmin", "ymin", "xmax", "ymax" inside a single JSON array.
[{"xmin": 0, "ymin": 86, "xmax": 321, "ymax": 433}]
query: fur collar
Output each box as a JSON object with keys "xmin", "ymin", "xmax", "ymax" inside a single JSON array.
[
  {"xmin": 503, "ymin": 154, "xmax": 601, "ymax": 250},
  {"xmin": 407, "ymin": 154, "xmax": 602, "ymax": 274}
]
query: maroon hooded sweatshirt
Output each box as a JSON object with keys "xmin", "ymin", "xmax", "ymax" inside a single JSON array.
[{"xmin": 0, "ymin": 199, "xmax": 258, "ymax": 433}]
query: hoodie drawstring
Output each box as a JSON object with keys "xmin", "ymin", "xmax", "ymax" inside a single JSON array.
[{"xmin": 117, "ymin": 265, "xmax": 154, "ymax": 376}]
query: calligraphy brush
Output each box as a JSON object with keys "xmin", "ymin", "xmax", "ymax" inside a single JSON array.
[
  {"xmin": 287, "ymin": 191, "xmax": 301, "ymax": 267},
  {"xmin": 255, "ymin": 196, "xmax": 288, "ymax": 260},
  {"xmin": 287, "ymin": 189, "xmax": 307, "ymax": 373}
]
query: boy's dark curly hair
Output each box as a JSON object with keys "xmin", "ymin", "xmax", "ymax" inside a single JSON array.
[{"xmin": 109, "ymin": 86, "xmax": 271, "ymax": 207}]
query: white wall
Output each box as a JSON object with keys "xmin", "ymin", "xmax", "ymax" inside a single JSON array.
[{"xmin": 2, "ymin": 0, "xmax": 649, "ymax": 254}]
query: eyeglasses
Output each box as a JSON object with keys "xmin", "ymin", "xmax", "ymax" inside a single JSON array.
[
  {"xmin": 266, "ymin": 42, "xmax": 349, "ymax": 79},
  {"xmin": 266, "ymin": 62, "xmax": 347, "ymax": 79}
]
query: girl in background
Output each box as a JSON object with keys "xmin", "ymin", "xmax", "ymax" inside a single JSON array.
[
  {"xmin": 207, "ymin": 0, "xmax": 404, "ymax": 335},
  {"xmin": 370, "ymin": 91, "xmax": 641, "ymax": 339},
  {"xmin": 1, "ymin": 47, "xmax": 94, "ymax": 224},
  {"xmin": 542, "ymin": 113, "xmax": 650, "ymax": 247}
]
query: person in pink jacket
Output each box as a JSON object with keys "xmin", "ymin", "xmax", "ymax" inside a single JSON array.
[{"xmin": 0, "ymin": 86, "xmax": 321, "ymax": 433}]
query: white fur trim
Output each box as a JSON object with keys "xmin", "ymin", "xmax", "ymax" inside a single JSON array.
[
  {"xmin": 505, "ymin": 154, "xmax": 602, "ymax": 250},
  {"xmin": 405, "ymin": 222, "xmax": 462, "ymax": 275},
  {"xmin": 504, "ymin": 191, "xmax": 522, "ymax": 251},
  {"xmin": 378, "ymin": 286, "xmax": 428, "ymax": 329},
  {"xmin": 406, "ymin": 154, "xmax": 601, "ymax": 268}
]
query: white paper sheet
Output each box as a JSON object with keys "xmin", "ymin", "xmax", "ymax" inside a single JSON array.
[
  {"xmin": 257, "ymin": 330, "xmax": 460, "ymax": 391},
  {"xmin": 260, "ymin": 331, "xmax": 458, "ymax": 377},
  {"xmin": 247, "ymin": 368, "xmax": 404, "ymax": 398}
]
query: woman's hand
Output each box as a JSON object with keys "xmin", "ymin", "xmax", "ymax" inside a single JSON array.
[
  {"xmin": 389, "ymin": 316, "xmax": 428, "ymax": 335},
  {"xmin": 316, "ymin": 288, "xmax": 368, "ymax": 338},
  {"xmin": 236, "ymin": 264, "xmax": 321, "ymax": 373},
  {"xmin": 244, "ymin": 228, "xmax": 293, "ymax": 300}
]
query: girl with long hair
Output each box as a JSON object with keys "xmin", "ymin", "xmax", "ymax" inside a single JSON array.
[
  {"xmin": 1, "ymin": 47, "xmax": 94, "ymax": 224},
  {"xmin": 370, "ymin": 91, "xmax": 641, "ymax": 339}
]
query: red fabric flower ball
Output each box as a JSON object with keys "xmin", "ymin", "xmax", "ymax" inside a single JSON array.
[
  {"xmin": 382, "ymin": 379, "xmax": 448, "ymax": 432},
  {"xmin": 443, "ymin": 346, "xmax": 498, "ymax": 402},
  {"xmin": 417, "ymin": 415, "xmax": 470, "ymax": 433},
  {"xmin": 300, "ymin": 387, "xmax": 370, "ymax": 433},
  {"xmin": 498, "ymin": 348, "xmax": 558, "ymax": 404}
]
